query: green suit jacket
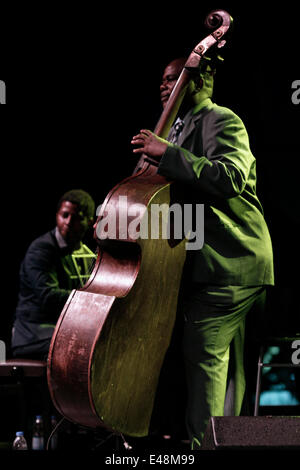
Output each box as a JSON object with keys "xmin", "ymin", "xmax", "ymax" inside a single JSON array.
[{"xmin": 157, "ymin": 98, "xmax": 274, "ymax": 286}]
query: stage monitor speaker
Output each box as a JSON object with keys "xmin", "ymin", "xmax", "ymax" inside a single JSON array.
[{"xmin": 202, "ymin": 416, "xmax": 300, "ymax": 450}]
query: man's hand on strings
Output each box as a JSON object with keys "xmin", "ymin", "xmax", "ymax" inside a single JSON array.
[{"xmin": 131, "ymin": 130, "xmax": 168, "ymax": 159}]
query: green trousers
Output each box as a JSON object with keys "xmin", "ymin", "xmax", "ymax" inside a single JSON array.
[{"xmin": 182, "ymin": 284, "xmax": 266, "ymax": 449}]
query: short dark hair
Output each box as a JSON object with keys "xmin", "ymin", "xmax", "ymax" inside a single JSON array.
[
  {"xmin": 188, "ymin": 54, "xmax": 224, "ymax": 77},
  {"xmin": 57, "ymin": 189, "xmax": 95, "ymax": 220}
]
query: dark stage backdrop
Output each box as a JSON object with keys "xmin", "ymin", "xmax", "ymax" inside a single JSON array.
[{"xmin": 1, "ymin": 3, "xmax": 299, "ymax": 344}]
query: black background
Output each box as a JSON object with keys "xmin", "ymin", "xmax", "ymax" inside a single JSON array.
[{"xmin": 1, "ymin": 2, "xmax": 299, "ymax": 344}]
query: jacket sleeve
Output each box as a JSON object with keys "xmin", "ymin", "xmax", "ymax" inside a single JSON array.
[
  {"xmin": 23, "ymin": 240, "xmax": 71, "ymax": 320},
  {"xmin": 158, "ymin": 109, "xmax": 255, "ymax": 199}
]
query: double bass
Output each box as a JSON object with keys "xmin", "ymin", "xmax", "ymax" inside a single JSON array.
[{"xmin": 47, "ymin": 10, "xmax": 232, "ymax": 437}]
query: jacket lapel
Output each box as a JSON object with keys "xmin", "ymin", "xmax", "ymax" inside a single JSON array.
[
  {"xmin": 176, "ymin": 98, "xmax": 213, "ymax": 146},
  {"xmin": 176, "ymin": 111, "xmax": 196, "ymax": 146}
]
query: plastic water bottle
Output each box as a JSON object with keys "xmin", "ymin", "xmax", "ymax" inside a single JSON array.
[
  {"xmin": 32, "ymin": 415, "xmax": 44, "ymax": 450},
  {"xmin": 12, "ymin": 431, "xmax": 28, "ymax": 450}
]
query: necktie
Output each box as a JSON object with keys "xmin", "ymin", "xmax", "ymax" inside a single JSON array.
[{"xmin": 168, "ymin": 118, "xmax": 185, "ymax": 144}]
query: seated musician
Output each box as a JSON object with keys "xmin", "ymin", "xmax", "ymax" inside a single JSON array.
[{"xmin": 11, "ymin": 189, "xmax": 96, "ymax": 360}]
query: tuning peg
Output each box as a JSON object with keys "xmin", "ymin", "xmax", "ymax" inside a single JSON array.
[{"xmin": 217, "ymin": 40, "xmax": 227, "ymax": 49}]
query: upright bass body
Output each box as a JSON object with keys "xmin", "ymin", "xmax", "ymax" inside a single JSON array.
[
  {"xmin": 47, "ymin": 9, "xmax": 232, "ymax": 437},
  {"xmin": 48, "ymin": 171, "xmax": 186, "ymax": 436}
]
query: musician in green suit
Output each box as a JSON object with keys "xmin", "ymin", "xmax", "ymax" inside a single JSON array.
[{"xmin": 131, "ymin": 57, "xmax": 274, "ymax": 448}]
